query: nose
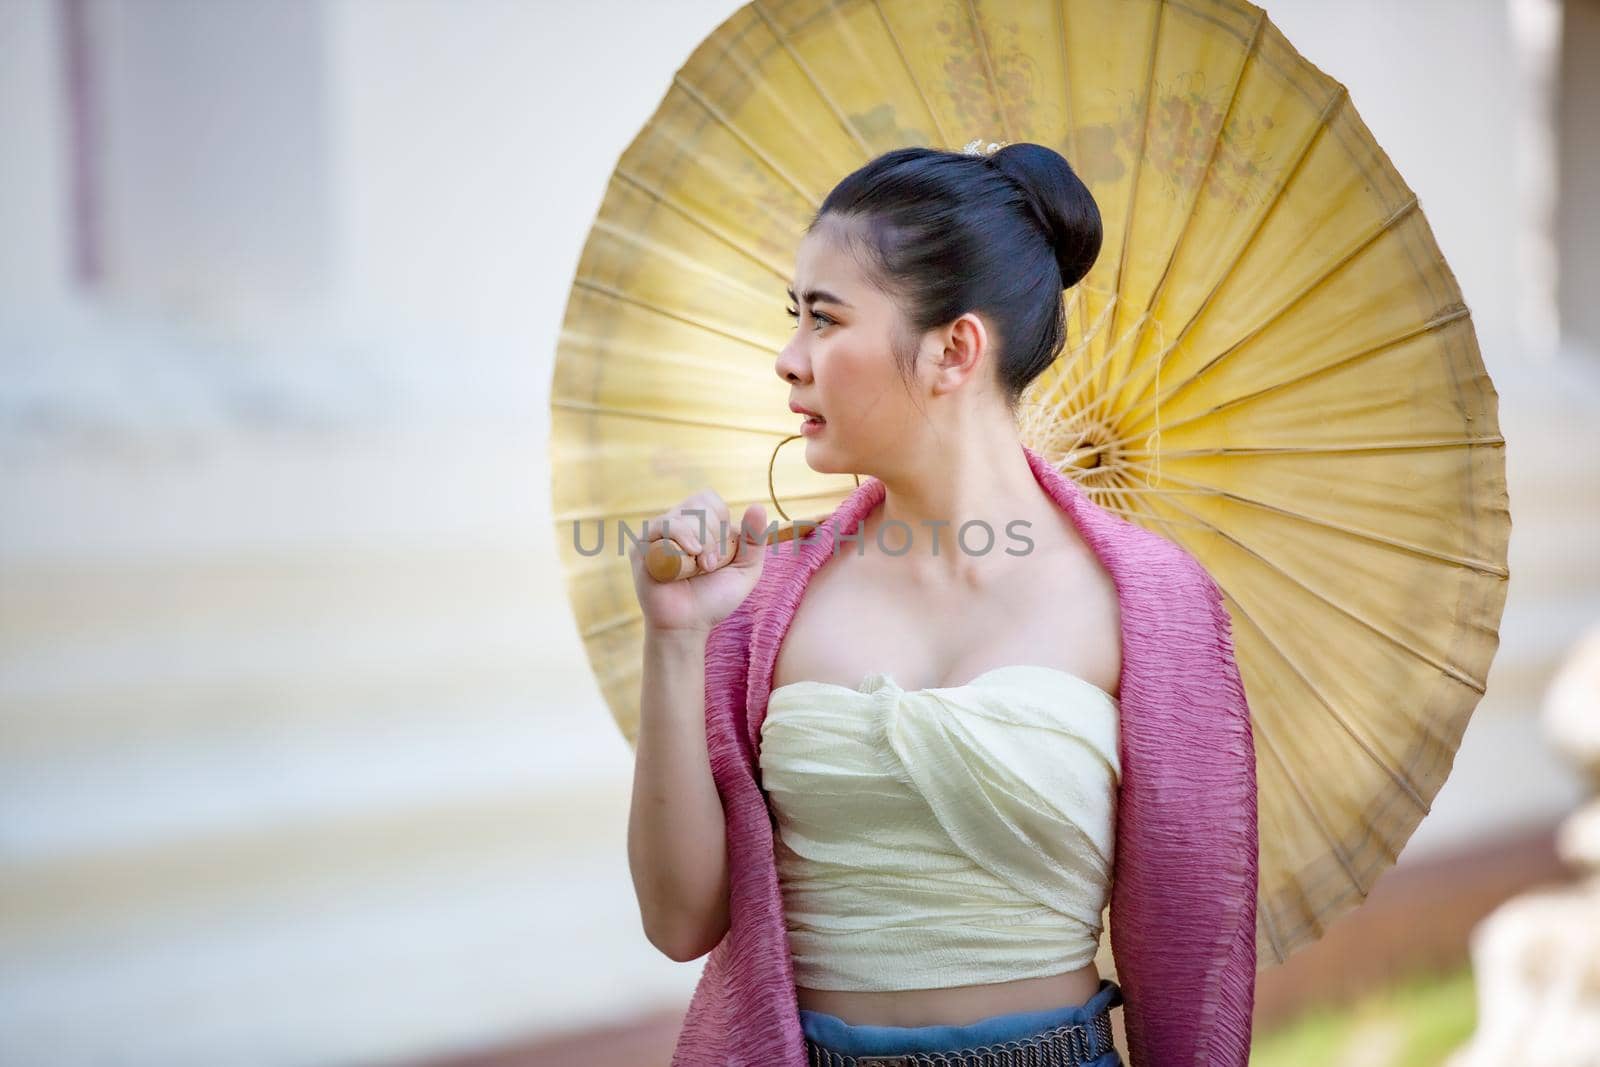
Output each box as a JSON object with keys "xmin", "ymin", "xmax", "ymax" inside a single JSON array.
[{"xmin": 775, "ymin": 336, "xmax": 809, "ymax": 385}]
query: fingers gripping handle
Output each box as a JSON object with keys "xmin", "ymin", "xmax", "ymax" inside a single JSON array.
[{"xmin": 643, "ymin": 515, "xmax": 815, "ymax": 582}]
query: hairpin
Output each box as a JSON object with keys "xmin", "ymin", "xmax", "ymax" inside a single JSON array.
[{"xmin": 962, "ymin": 137, "xmax": 1009, "ymax": 156}]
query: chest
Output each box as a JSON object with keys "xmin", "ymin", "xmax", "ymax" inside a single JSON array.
[{"xmin": 769, "ymin": 542, "xmax": 1124, "ymax": 700}]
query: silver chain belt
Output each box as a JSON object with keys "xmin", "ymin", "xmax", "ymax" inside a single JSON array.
[{"xmin": 802, "ymin": 1009, "xmax": 1116, "ymax": 1067}]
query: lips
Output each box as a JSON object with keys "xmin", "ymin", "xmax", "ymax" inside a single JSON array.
[{"xmin": 789, "ymin": 402, "xmax": 825, "ymax": 422}]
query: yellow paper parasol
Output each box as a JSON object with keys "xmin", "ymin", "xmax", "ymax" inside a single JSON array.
[{"xmin": 549, "ymin": 0, "xmax": 1510, "ymax": 969}]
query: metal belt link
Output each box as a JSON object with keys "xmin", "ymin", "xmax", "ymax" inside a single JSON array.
[{"xmin": 802, "ymin": 1010, "xmax": 1116, "ymax": 1067}]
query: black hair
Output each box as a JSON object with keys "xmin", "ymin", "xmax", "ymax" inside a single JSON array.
[{"xmin": 807, "ymin": 142, "xmax": 1103, "ymax": 416}]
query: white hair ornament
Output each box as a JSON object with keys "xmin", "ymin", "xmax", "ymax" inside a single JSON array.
[{"xmin": 962, "ymin": 137, "xmax": 1009, "ymax": 157}]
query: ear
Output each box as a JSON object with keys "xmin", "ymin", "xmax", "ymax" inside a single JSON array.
[{"xmin": 933, "ymin": 311, "xmax": 990, "ymax": 395}]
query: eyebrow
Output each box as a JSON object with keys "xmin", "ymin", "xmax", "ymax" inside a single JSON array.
[{"xmin": 786, "ymin": 285, "xmax": 853, "ymax": 309}]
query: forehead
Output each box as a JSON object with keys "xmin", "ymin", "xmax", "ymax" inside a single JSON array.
[{"xmin": 792, "ymin": 224, "xmax": 865, "ymax": 293}]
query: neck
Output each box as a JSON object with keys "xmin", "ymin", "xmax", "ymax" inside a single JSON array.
[{"xmin": 860, "ymin": 420, "xmax": 1057, "ymax": 584}]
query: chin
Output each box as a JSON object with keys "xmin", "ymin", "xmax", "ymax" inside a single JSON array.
[{"xmin": 801, "ymin": 436, "xmax": 847, "ymax": 475}]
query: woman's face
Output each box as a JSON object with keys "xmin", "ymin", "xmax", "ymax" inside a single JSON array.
[{"xmin": 774, "ymin": 223, "xmax": 931, "ymax": 477}]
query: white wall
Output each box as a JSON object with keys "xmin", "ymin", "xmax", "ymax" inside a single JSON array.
[
  {"xmin": 0, "ymin": 0, "xmax": 72, "ymax": 310},
  {"xmin": 1, "ymin": 2, "xmax": 737, "ymax": 1065}
]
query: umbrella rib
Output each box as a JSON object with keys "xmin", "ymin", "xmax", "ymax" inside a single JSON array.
[
  {"xmin": 590, "ymin": 216, "xmax": 787, "ymax": 307},
  {"xmin": 551, "ymin": 397, "xmax": 776, "ymax": 436},
  {"xmin": 1094, "ymin": 9, "xmax": 1267, "ymax": 423},
  {"xmin": 1084, "ymin": 305, "xmax": 1170, "ymax": 451},
  {"xmin": 1064, "ymin": 262, "xmax": 1089, "ymax": 369},
  {"xmin": 1098, "ymin": 5, "xmax": 1165, "ymax": 404},
  {"xmin": 1046, "ymin": 285, "xmax": 1140, "ymax": 422},
  {"xmin": 609, "ymin": 167, "xmax": 795, "ymax": 284},
  {"xmin": 670, "ymin": 73, "xmax": 819, "ymax": 204},
  {"xmin": 868, "ymin": 0, "xmax": 951, "ymax": 146},
  {"xmin": 1039, "ymin": 428, "xmax": 1119, "ymax": 471},
  {"xmin": 1097, "ymin": 450, "xmax": 1167, "ymax": 484},
  {"xmin": 1055, "ymin": 0, "xmax": 1080, "ymax": 167},
  {"xmin": 1118, "ymin": 456, "xmax": 1489, "ymax": 700},
  {"xmin": 1103, "ymin": 85, "xmax": 1350, "ymax": 429},
  {"xmin": 1122, "ymin": 188, "xmax": 1423, "ymax": 431},
  {"xmin": 1092, "ymin": 481, "xmax": 1164, "ymax": 528},
  {"xmin": 1258, "ymin": 908, "xmax": 1288, "ymax": 970},
  {"xmin": 1089, "ymin": 481, "xmax": 1216, "ymax": 535},
  {"xmin": 1089, "ymin": 485, "xmax": 1224, "ymax": 497},
  {"xmin": 1057, "ymin": 285, "xmax": 1124, "ymax": 395},
  {"xmin": 1037, "ymin": 401, "xmax": 1166, "ymax": 476},
  {"xmin": 1118, "ymin": 305, "xmax": 1474, "ymax": 439},
  {"xmin": 1234, "ymin": 581, "xmax": 1412, "ymax": 884},
  {"xmin": 570, "ymin": 276, "xmax": 777, "ymax": 353},
  {"xmin": 1120, "ymin": 436, "xmax": 1506, "ymax": 458},
  {"xmin": 1131, "ymin": 474, "xmax": 1436, "ymax": 818},
  {"xmin": 1095, "ymin": 467, "xmax": 1218, "ymax": 529},
  {"xmin": 749, "ymin": 1, "xmax": 874, "ymax": 161},
  {"xmin": 1116, "ymin": 461, "xmax": 1510, "ymax": 578},
  {"xmin": 963, "ymin": 0, "xmax": 1012, "ymax": 143},
  {"xmin": 1247, "ymin": 655, "xmax": 1371, "ymax": 908},
  {"xmin": 1068, "ymin": 440, "xmax": 1157, "ymax": 483}
]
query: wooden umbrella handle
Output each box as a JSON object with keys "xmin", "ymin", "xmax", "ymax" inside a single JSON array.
[{"xmin": 644, "ymin": 516, "xmax": 820, "ymax": 582}]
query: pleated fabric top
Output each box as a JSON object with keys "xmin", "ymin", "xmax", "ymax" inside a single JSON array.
[{"xmin": 758, "ymin": 663, "xmax": 1121, "ymax": 991}]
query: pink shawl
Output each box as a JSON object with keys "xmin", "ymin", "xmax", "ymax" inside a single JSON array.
[{"xmin": 671, "ymin": 442, "xmax": 1258, "ymax": 1066}]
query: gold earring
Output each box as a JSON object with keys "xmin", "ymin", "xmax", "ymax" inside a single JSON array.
[{"xmin": 768, "ymin": 433, "xmax": 861, "ymax": 522}]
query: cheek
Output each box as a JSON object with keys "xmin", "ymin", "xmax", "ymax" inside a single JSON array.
[
  {"xmin": 821, "ymin": 340, "xmax": 897, "ymax": 405},
  {"xmin": 820, "ymin": 351, "xmax": 916, "ymax": 440}
]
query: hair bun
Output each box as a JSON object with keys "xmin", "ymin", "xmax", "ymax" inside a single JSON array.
[{"xmin": 990, "ymin": 143, "xmax": 1103, "ymax": 290}]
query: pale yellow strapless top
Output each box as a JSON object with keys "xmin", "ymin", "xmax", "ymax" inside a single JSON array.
[{"xmin": 757, "ymin": 664, "xmax": 1121, "ymax": 992}]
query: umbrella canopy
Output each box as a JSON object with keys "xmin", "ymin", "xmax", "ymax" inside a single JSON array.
[{"xmin": 549, "ymin": 0, "xmax": 1510, "ymax": 969}]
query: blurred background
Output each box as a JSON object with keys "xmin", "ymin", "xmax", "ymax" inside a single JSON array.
[{"xmin": 1, "ymin": 0, "xmax": 1596, "ymax": 1064}]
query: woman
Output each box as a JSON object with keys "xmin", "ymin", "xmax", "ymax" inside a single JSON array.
[{"xmin": 629, "ymin": 143, "xmax": 1258, "ymax": 1067}]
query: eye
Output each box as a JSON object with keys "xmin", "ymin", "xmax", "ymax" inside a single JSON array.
[{"xmin": 785, "ymin": 305, "xmax": 834, "ymax": 331}]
